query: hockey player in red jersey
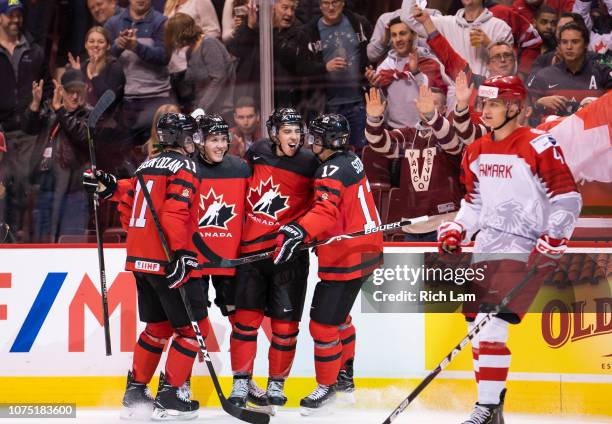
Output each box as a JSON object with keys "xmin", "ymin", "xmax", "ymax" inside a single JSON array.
[
  {"xmin": 191, "ymin": 114, "xmax": 269, "ymax": 406},
  {"xmin": 273, "ymin": 113, "xmax": 384, "ymax": 414},
  {"xmin": 228, "ymin": 108, "xmax": 320, "ymax": 410},
  {"xmin": 437, "ymin": 76, "xmax": 582, "ymax": 424},
  {"xmin": 111, "ymin": 112, "xmax": 206, "ymax": 420}
]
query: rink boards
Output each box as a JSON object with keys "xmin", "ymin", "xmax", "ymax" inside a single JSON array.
[{"xmin": 0, "ymin": 244, "xmax": 610, "ymax": 417}]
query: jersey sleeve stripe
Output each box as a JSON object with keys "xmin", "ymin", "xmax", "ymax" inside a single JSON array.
[
  {"xmin": 316, "ymin": 185, "xmax": 341, "ymax": 196},
  {"xmin": 166, "ymin": 193, "xmax": 191, "ymax": 204},
  {"xmin": 170, "ymin": 178, "xmax": 196, "ymax": 192}
]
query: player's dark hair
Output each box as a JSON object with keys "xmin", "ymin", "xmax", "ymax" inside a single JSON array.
[
  {"xmin": 558, "ymin": 22, "xmax": 590, "ymax": 45},
  {"xmin": 388, "ymin": 16, "xmax": 404, "ymax": 28}
]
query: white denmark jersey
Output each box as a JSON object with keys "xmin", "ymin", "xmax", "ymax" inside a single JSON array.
[{"xmin": 456, "ymin": 127, "xmax": 582, "ymax": 255}]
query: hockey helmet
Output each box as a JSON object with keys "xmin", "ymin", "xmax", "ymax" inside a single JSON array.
[
  {"xmin": 266, "ymin": 108, "xmax": 305, "ymax": 144},
  {"xmin": 307, "ymin": 113, "xmax": 350, "ymax": 150},
  {"xmin": 198, "ymin": 114, "xmax": 230, "ymax": 142},
  {"xmin": 156, "ymin": 112, "xmax": 199, "ymax": 152},
  {"xmin": 477, "ymin": 75, "xmax": 527, "ymax": 103}
]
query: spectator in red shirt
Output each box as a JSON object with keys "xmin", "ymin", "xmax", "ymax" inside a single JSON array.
[{"xmin": 534, "ymin": 5, "xmax": 559, "ymax": 54}]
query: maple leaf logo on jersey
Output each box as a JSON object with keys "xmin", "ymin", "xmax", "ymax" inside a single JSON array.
[
  {"xmin": 198, "ymin": 188, "xmax": 236, "ymax": 230},
  {"xmin": 247, "ymin": 177, "xmax": 289, "ymax": 220}
]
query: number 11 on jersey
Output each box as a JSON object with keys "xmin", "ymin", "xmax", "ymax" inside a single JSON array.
[{"xmin": 129, "ymin": 179, "xmax": 155, "ymax": 228}]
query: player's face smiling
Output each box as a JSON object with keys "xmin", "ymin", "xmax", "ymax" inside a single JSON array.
[
  {"xmin": 200, "ymin": 134, "xmax": 228, "ymax": 163},
  {"xmin": 276, "ymin": 124, "xmax": 301, "ymax": 157}
]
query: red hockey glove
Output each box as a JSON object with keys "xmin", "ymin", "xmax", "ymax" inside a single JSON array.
[
  {"xmin": 165, "ymin": 250, "xmax": 199, "ymax": 289},
  {"xmin": 437, "ymin": 221, "xmax": 466, "ymax": 255},
  {"xmin": 273, "ymin": 222, "xmax": 306, "ymax": 265},
  {"xmin": 528, "ymin": 234, "xmax": 567, "ymax": 270},
  {"xmin": 82, "ymin": 169, "xmax": 117, "ymax": 199}
]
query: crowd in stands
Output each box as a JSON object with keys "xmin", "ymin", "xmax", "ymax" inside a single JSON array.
[{"xmin": 0, "ymin": 0, "xmax": 610, "ymax": 243}]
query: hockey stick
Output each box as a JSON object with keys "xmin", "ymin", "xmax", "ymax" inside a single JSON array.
[
  {"xmin": 86, "ymin": 89, "xmax": 116, "ymax": 356},
  {"xmin": 382, "ymin": 265, "xmax": 540, "ymax": 424},
  {"xmin": 193, "ymin": 216, "xmax": 430, "ymax": 268},
  {"xmin": 135, "ymin": 173, "xmax": 270, "ymax": 424}
]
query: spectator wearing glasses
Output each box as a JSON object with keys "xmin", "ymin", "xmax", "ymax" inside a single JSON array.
[
  {"xmin": 24, "ymin": 69, "xmax": 92, "ymax": 242},
  {"xmin": 299, "ymin": 0, "xmax": 373, "ymax": 150},
  {"xmin": 528, "ymin": 22, "xmax": 612, "ymax": 122}
]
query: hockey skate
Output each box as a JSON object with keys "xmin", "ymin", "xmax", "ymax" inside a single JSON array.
[
  {"xmin": 120, "ymin": 370, "xmax": 155, "ymax": 420},
  {"xmin": 462, "ymin": 389, "xmax": 506, "ymax": 424},
  {"xmin": 336, "ymin": 359, "xmax": 356, "ymax": 405},
  {"xmin": 228, "ymin": 376, "xmax": 249, "ymax": 408},
  {"xmin": 266, "ymin": 378, "xmax": 287, "ymax": 414},
  {"xmin": 299, "ymin": 384, "xmax": 337, "ymax": 416},
  {"xmin": 151, "ymin": 374, "xmax": 199, "ymax": 421}
]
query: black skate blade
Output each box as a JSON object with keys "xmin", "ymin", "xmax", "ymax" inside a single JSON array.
[{"xmin": 221, "ymin": 398, "xmax": 271, "ymax": 424}]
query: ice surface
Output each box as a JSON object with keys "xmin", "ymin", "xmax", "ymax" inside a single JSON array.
[{"xmin": 2, "ymin": 407, "xmax": 610, "ymax": 424}]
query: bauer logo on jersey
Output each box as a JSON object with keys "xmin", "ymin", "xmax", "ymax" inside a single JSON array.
[
  {"xmin": 247, "ymin": 177, "xmax": 289, "ymax": 220},
  {"xmin": 198, "ymin": 188, "xmax": 237, "ymax": 230}
]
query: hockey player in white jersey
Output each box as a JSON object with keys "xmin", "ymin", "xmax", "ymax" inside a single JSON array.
[{"xmin": 437, "ymin": 75, "xmax": 582, "ymax": 424}]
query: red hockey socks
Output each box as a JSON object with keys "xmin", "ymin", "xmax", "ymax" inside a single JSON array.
[
  {"xmin": 165, "ymin": 317, "xmax": 211, "ymax": 388},
  {"xmin": 268, "ymin": 320, "xmax": 299, "ymax": 379},
  {"xmin": 474, "ymin": 315, "xmax": 510, "ymax": 405},
  {"xmin": 310, "ymin": 320, "xmax": 342, "ymax": 386},
  {"xmin": 230, "ymin": 309, "xmax": 264, "ymax": 376},
  {"xmin": 339, "ymin": 315, "xmax": 356, "ymax": 369},
  {"xmin": 132, "ymin": 321, "xmax": 173, "ymax": 384}
]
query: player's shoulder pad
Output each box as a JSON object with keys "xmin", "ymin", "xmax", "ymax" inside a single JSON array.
[
  {"xmin": 528, "ymin": 130, "xmax": 557, "ymax": 155},
  {"xmin": 135, "ymin": 151, "xmax": 196, "ymax": 177},
  {"xmin": 315, "ymin": 151, "xmax": 363, "ymax": 186}
]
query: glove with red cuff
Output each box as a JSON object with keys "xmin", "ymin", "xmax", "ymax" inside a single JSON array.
[
  {"xmin": 528, "ymin": 234, "xmax": 567, "ymax": 270},
  {"xmin": 273, "ymin": 222, "xmax": 306, "ymax": 265},
  {"xmin": 437, "ymin": 221, "xmax": 466, "ymax": 255},
  {"xmin": 165, "ymin": 250, "xmax": 199, "ymax": 289}
]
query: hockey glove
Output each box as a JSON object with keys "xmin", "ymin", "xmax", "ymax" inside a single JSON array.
[
  {"xmin": 273, "ymin": 222, "xmax": 306, "ymax": 265},
  {"xmin": 165, "ymin": 250, "xmax": 199, "ymax": 289},
  {"xmin": 437, "ymin": 221, "xmax": 466, "ymax": 255},
  {"xmin": 528, "ymin": 234, "xmax": 567, "ymax": 270},
  {"xmin": 82, "ymin": 169, "xmax": 117, "ymax": 200}
]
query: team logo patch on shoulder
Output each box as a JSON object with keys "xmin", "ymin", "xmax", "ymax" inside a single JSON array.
[
  {"xmin": 530, "ymin": 134, "xmax": 555, "ymax": 154},
  {"xmin": 199, "ymin": 188, "xmax": 237, "ymax": 230},
  {"xmin": 247, "ymin": 177, "xmax": 289, "ymax": 220},
  {"xmin": 182, "ymin": 188, "xmax": 190, "ymax": 197}
]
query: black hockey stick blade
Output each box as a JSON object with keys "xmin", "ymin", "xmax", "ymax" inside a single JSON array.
[
  {"xmin": 381, "ymin": 266, "xmax": 539, "ymax": 424},
  {"xmin": 87, "ymin": 89, "xmax": 116, "ymax": 129},
  {"xmin": 194, "ymin": 216, "xmax": 429, "ymax": 268},
  {"xmin": 220, "ymin": 398, "xmax": 271, "ymax": 424}
]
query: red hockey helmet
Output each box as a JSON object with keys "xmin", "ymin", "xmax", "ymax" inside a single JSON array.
[{"xmin": 477, "ymin": 75, "xmax": 527, "ymax": 102}]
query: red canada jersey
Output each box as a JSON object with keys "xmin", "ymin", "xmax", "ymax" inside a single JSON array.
[
  {"xmin": 194, "ymin": 154, "xmax": 250, "ymax": 276},
  {"xmin": 117, "ymin": 151, "xmax": 199, "ymax": 274},
  {"xmin": 241, "ymin": 139, "xmax": 319, "ymax": 254},
  {"xmin": 298, "ymin": 151, "xmax": 383, "ymax": 281}
]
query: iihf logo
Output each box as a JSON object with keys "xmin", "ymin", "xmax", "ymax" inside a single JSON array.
[
  {"xmin": 198, "ymin": 188, "xmax": 236, "ymax": 230},
  {"xmin": 247, "ymin": 177, "xmax": 289, "ymax": 220}
]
